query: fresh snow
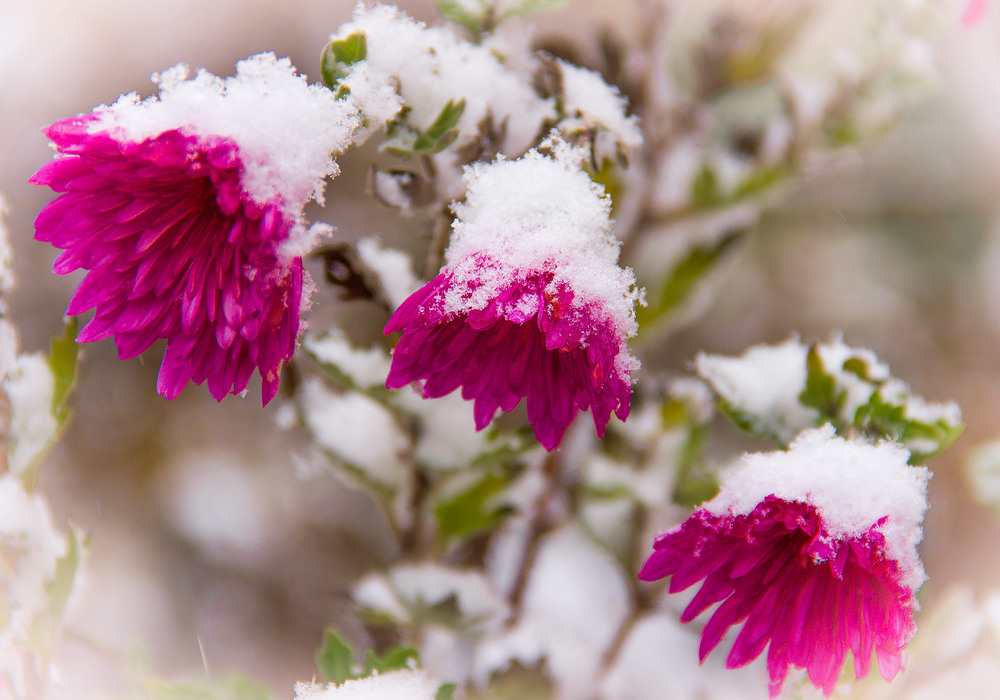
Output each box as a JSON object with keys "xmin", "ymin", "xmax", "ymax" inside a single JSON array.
[
  {"xmin": 705, "ymin": 426, "xmax": 929, "ymax": 591},
  {"xmin": 444, "ymin": 139, "xmax": 642, "ymax": 347},
  {"xmin": 294, "ymin": 671, "xmax": 438, "ymax": 700},
  {"xmin": 332, "ymin": 4, "xmax": 553, "ymax": 154},
  {"xmin": 94, "ymin": 53, "xmax": 360, "ymax": 217}
]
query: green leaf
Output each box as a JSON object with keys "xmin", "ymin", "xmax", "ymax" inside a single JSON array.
[
  {"xmin": 690, "ymin": 165, "xmax": 721, "ymax": 209},
  {"xmin": 320, "ymin": 32, "xmax": 367, "ymax": 90},
  {"xmin": 733, "ymin": 163, "xmax": 791, "ymax": 199},
  {"xmin": 377, "ymin": 645, "xmax": 420, "ymax": 672},
  {"xmin": 411, "ymin": 99, "xmax": 466, "ymax": 154},
  {"xmin": 315, "ymin": 629, "xmax": 355, "ymax": 684},
  {"xmin": 433, "ymin": 471, "xmax": 511, "ymax": 540},
  {"xmin": 799, "ymin": 343, "xmax": 843, "ymax": 419},
  {"xmin": 48, "ymin": 316, "xmax": 79, "ymax": 423},
  {"xmin": 436, "ymin": 683, "xmax": 457, "ymax": 700},
  {"xmin": 23, "ymin": 525, "xmax": 85, "ymax": 655},
  {"xmin": 854, "ymin": 390, "xmax": 964, "ymax": 464},
  {"xmin": 361, "ymin": 645, "xmax": 419, "ymax": 675},
  {"xmin": 634, "ymin": 228, "xmax": 744, "ymax": 332}
]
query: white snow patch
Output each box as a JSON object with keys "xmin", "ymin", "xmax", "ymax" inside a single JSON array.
[
  {"xmin": 332, "ymin": 4, "xmax": 553, "ymax": 153},
  {"xmin": 0, "ymin": 475, "xmax": 67, "ymax": 644},
  {"xmin": 294, "ymin": 671, "xmax": 438, "ymax": 700},
  {"xmin": 706, "ymin": 426, "xmax": 929, "ymax": 591},
  {"xmin": 300, "ymin": 379, "xmax": 407, "ymax": 488},
  {"xmin": 601, "ymin": 613, "xmax": 768, "ymax": 700},
  {"xmin": 5, "ymin": 353, "xmax": 58, "ymax": 476},
  {"xmin": 356, "ymin": 237, "xmax": 421, "ymax": 310},
  {"xmin": 95, "ymin": 53, "xmax": 359, "ymax": 219},
  {"xmin": 412, "ymin": 392, "xmax": 490, "ymax": 470},
  {"xmin": 557, "ymin": 60, "xmax": 642, "ymax": 151},
  {"xmin": 696, "ymin": 337, "xmax": 816, "ymax": 444},
  {"xmin": 475, "ymin": 526, "xmax": 630, "ymax": 700},
  {"xmin": 353, "ymin": 563, "xmax": 507, "ymax": 630},
  {"xmin": 156, "ymin": 450, "xmax": 276, "ymax": 563},
  {"xmin": 305, "ymin": 330, "xmax": 392, "ymax": 390}
]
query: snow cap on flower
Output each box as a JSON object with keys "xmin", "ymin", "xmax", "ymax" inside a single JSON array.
[
  {"xmin": 385, "ymin": 137, "xmax": 642, "ymax": 450},
  {"xmin": 640, "ymin": 426, "xmax": 929, "ymax": 696},
  {"xmin": 31, "ymin": 53, "xmax": 360, "ymax": 404}
]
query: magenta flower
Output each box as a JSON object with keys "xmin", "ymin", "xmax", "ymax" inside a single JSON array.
[
  {"xmin": 31, "ymin": 54, "xmax": 359, "ymax": 404},
  {"xmin": 384, "ymin": 143, "xmax": 641, "ymax": 450},
  {"xmin": 639, "ymin": 427, "xmax": 929, "ymax": 696}
]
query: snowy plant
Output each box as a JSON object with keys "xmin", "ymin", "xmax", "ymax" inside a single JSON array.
[{"xmin": 4, "ymin": 1, "xmax": 981, "ymax": 699}]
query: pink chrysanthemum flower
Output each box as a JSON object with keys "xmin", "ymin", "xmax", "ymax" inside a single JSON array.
[
  {"xmin": 385, "ymin": 141, "xmax": 641, "ymax": 450},
  {"xmin": 31, "ymin": 54, "xmax": 359, "ymax": 404},
  {"xmin": 639, "ymin": 427, "xmax": 929, "ymax": 697}
]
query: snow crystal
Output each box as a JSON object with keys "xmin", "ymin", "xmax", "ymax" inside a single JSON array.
[
  {"xmin": 294, "ymin": 671, "xmax": 438, "ymax": 700},
  {"xmin": 5, "ymin": 353, "xmax": 58, "ymax": 476},
  {"xmin": 444, "ymin": 140, "xmax": 641, "ymax": 341},
  {"xmin": 558, "ymin": 60, "xmax": 642, "ymax": 151},
  {"xmin": 353, "ymin": 563, "xmax": 507, "ymax": 630},
  {"xmin": 475, "ymin": 526, "xmax": 631, "ymax": 700},
  {"xmin": 355, "ymin": 237, "xmax": 421, "ymax": 310},
  {"xmin": 95, "ymin": 53, "xmax": 360, "ymax": 216},
  {"xmin": 0, "ymin": 475, "xmax": 67, "ymax": 643},
  {"xmin": 705, "ymin": 426, "xmax": 929, "ymax": 591},
  {"xmin": 300, "ymin": 379, "xmax": 406, "ymax": 487},
  {"xmin": 338, "ymin": 60, "xmax": 404, "ymax": 137},
  {"xmin": 304, "ymin": 330, "xmax": 392, "ymax": 390},
  {"xmin": 332, "ymin": 4, "xmax": 553, "ymax": 153}
]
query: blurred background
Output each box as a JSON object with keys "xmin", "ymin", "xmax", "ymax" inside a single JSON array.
[{"xmin": 4, "ymin": 0, "xmax": 1000, "ymax": 697}]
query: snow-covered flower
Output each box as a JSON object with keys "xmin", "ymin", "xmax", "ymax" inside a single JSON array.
[
  {"xmin": 31, "ymin": 53, "xmax": 359, "ymax": 404},
  {"xmin": 639, "ymin": 427, "xmax": 929, "ymax": 697},
  {"xmin": 385, "ymin": 140, "xmax": 641, "ymax": 451}
]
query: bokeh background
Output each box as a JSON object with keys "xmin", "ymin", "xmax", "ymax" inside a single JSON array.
[{"xmin": 4, "ymin": 0, "xmax": 1000, "ymax": 696}]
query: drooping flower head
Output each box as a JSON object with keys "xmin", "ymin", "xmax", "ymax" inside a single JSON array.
[
  {"xmin": 31, "ymin": 53, "xmax": 360, "ymax": 404},
  {"xmin": 639, "ymin": 426, "xmax": 929, "ymax": 696},
  {"xmin": 385, "ymin": 140, "xmax": 642, "ymax": 450}
]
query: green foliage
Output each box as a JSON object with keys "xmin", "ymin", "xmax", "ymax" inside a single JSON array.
[
  {"xmin": 384, "ymin": 100, "xmax": 467, "ymax": 156},
  {"xmin": 433, "ymin": 470, "xmax": 512, "ymax": 540},
  {"xmin": 854, "ymin": 390, "xmax": 964, "ymax": 464},
  {"xmin": 315, "ymin": 628, "xmax": 419, "ymax": 684},
  {"xmin": 315, "ymin": 629, "xmax": 355, "ymax": 684},
  {"xmin": 436, "ymin": 683, "xmax": 457, "ymax": 700},
  {"xmin": 634, "ymin": 228, "xmax": 744, "ymax": 333},
  {"xmin": 320, "ymin": 32, "xmax": 367, "ymax": 92},
  {"xmin": 48, "ymin": 316, "xmax": 78, "ymax": 424},
  {"xmin": 799, "ymin": 343, "xmax": 843, "ymax": 417}
]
